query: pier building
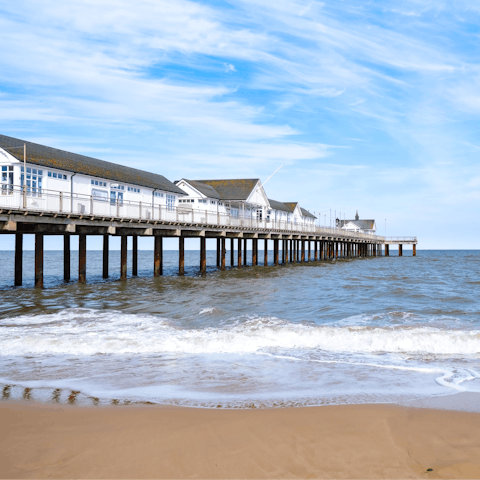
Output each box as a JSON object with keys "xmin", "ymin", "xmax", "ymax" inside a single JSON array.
[{"xmin": 0, "ymin": 134, "xmax": 417, "ymax": 288}]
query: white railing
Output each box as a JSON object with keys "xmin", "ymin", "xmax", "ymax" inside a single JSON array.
[
  {"xmin": 385, "ymin": 236, "xmax": 417, "ymax": 242},
  {"xmin": 0, "ymin": 187, "xmax": 386, "ymax": 241}
]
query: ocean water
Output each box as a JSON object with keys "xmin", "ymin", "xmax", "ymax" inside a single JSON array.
[{"xmin": 1, "ymin": 249, "xmax": 480, "ymax": 408}]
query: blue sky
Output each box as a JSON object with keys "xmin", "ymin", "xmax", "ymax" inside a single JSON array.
[{"xmin": 1, "ymin": 0, "xmax": 480, "ymax": 249}]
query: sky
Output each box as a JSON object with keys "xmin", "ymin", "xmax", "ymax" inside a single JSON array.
[{"xmin": 1, "ymin": 0, "xmax": 480, "ymax": 249}]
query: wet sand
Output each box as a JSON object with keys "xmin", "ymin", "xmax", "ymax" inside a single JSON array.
[{"xmin": 1, "ymin": 402, "xmax": 480, "ymax": 479}]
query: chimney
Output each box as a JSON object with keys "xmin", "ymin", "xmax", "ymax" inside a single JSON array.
[{"xmin": 355, "ymin": 210, "xmax": 359, "ymax": 221}]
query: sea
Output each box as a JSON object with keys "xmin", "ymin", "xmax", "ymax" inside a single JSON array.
[{"xmin": 1, "ymin": 249, "xmax": 480, "ymax": 409}]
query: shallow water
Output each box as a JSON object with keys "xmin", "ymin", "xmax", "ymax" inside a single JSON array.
[{"xmin": 1, "ymin": 249, "xmax": 479, "ymax": 408}]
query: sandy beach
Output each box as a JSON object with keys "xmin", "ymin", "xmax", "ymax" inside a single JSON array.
[{"xmin": 1, "ymin": 402, "xmax": 480, "ymax": 479}]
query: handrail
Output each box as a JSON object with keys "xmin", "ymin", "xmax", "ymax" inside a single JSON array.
[{"xmin": 0, "ymin": 186, "xmax": 387, "ymax": 241}]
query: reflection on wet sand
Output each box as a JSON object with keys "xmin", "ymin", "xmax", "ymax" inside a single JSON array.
[{"xmin": 2, "ymin": 385, "xmax": 10, "ymax": 400}]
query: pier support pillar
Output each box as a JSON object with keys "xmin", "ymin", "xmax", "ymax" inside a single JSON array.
[
  {"xmin": 221, "ymin": 237, "xmax": 226, "ymax": 270},
  {"xmin": 200, "ymin": 237, "xmax": 206, "ymax": 275},
  {"xmin": 336, "ymin": 242, "xmax": 338, "ymax": 259},
  {"xmin": 314, "ymin": 241, "xmax": 318, "ymax": 261},
  {"xmin": 253, "ymin": 238, "xmax": 258, "ymax": 266},
  {"xmin": 264, "ymin": 239, "xmax": 268, "ymax": 266},
  {"xmin": 216, "ymin": 238, "xmax": 221, "ymax": 268},
  {"xmin": 154, "ymin": 236, "xmax": 163, "ymax": 277},
  {"xmin": 399, "ymin": 244, "xmax": 403, "ymax": 257},
  {"xmin": 244, "ymin": 239, "xmax": 248, "ymax": 266},
  {"xmin": 274, "ymin": 239, "xmax": 279, "ymax": 265},
  {"xmin": 79, "ymin": 234, "xmax": 87, "ymax": 284},
  {"xmin": 14, "ymin": 233, "xmax": 23, "ymax": 286},
  {"xmin": 284, "ymin": 240, "xmax": 289, "ymax": 264},
  {"xmin": 301, "ymin": 240, "xmax": 305, "ymax": 263},
  {"xmin": 289, "ymin": 240, "xmax": 292, "ymax": 262},
  {"xmin": 238, "ymin": 238, "xmax": 242, "ymax": 269},
  {"xmin": 386, "ymin": 244, "xmax": 389, "ymax": 257},
  {"xmin": 64, "ymin": 235, "xmax": 71, "ymax": 282},
  {"xmin": 413, "ymin": 244, "xmax": 416, "ymax": 257},
  {"xmin": 292, "ymin": 240, "xmax": 296, "ymax": 264},
  {"xmin": 35, "ymin": 233, "xmax": 44, "ymax": 288},
  {"xmin": 179, "ymin": 237, "xmax": 185, "ymax": 275},
  {"xmin": 120, "ymin": 235, "xmax": 127, "ymax": 281},
  {"xmin": 132, "ymin": 236, "xmax": 138, "ymax": 276},
  {"xmin": 308, "ymin": 240, "xmax": 311, "ymax": 262},
  {"xmin": 102, "ymin": 235, "xmax": 108, "ymax": 279},
  {"xmin": 230, "ymin": 238, "xmax": 234, "ymax": 266}
]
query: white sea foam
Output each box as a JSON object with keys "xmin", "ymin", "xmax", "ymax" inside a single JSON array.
[{"xmin": 1, "ymin": 309, "xmax": 480, "ymax": 356}]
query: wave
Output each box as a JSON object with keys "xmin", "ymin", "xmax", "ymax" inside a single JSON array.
[{"xmin": 1, "ymin": 309, "xmax": 480, "ymax": 356}]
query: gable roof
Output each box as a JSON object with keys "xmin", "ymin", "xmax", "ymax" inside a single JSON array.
[
  {"xmin": 190, "ymin": 179, "xmax": 259, "ymax": 201},
  {"xmin": 177, "ymin": 180, "xmax": 222, "ymax": 199},
  {"xmin": 268, "ymin": 199, "xmax": 291, "ymax": 213},
  {"xmin": 339, "ymin": 219, "xmax": 375, "ymax": 230},
  {"xmin": 300, "ymin": 207, "xmax": 317, "ymax": 219},
  {"xmin": 282, "ymin": 202, "xmax": 298, "ymax": 213},
  {"xmin": 0, "ymin": 134, "xmax": 185, "ymax": 195}
]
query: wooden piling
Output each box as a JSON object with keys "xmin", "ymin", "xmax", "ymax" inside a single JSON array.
[
  {"xmin": 102, "ymin": 235, "xmax": 108, "ymax": 279},
  {"xmin": 289, "ymin": 240, "xmax": 293, "ymax": 262},
  {"xmin": 35, "ymin": 233, "xmax": 44, "ymax": 288},
  {"xmin": 200, "ymin": 237, "xmax": 206, "ymax": 275},
  {"xmin": 413, "ymin": 244, "xmax": 416, "ymax": 257},
  {"xmin": 252, "ymin": 238, "xmax": 257, "ymax": 266},
  {"xmin": 64, "ymin": 235, "xmax": 71, "ymax": 282},
  {"xmin": 79, "ymin": 233, "xmax": 87, "ymax": 284},
  {"xmin": 274, "ymin": 239, "xmax": 279, "ymax": 265},
  {"xmin": 120, "ymin": 235, "xmax": 127, "ymax": 281},
  {"xmin": 216, "ymin": 238, "xmax": 220, "ymax": 267},
  {"xmin": 14, "ymin": 233, "xmax": 23, "ymax": 286},
  {"xmin": 132, "ymin": 236, "xmax": 138, "ymax": 276},
  {"xmin": 285, "ymin": 239, "xmax": 289, "ymax": 264},
  {"xmin": 308, "ymin": 240, "xmax": 311, "ymax": 262},
  {"xmin": 243, "ymin": 239, "xmax": 248, "ymax": 266},
  {"xmin": 238, "ymin": 238, "xmax": 242, "ymax": 269},
  {"xmin": 264, "ymin": 239, "xmax": 268, "ymax": 266},
  {"xmin": 301, "ymin": 240, "xmax": 305, "ymax": 263},
  {"xmin": 179, "ymin": 237, "xmax": 185, "ymax": 275},
  {"xmin": 399, "ymin": 244, "xmax": 403, "ymax": 257},
  {"xmin": 221, "ymin": 237, "xmax": 226, "ymax": 270},
  {"xmin": 230, "ymin": 238, "xmax": 234, "ymax": 266},
  {"xmin": 386, "ymin": 244, "xmax": 389, "ymax": 257},
  {"xmin": 154, "ymin": 236, "xmax": 163, "ymax": 276}
]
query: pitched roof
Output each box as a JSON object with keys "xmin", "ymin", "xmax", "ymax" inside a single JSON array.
[
  {"xmin": 282, "ymin": 202, "xmax": 298, "ymax": 213},
  {"xmin": 300, "ymin": 207, "xmax": 317, "ymax": 219},
  {"xmin": 190, "ymin": 179, "xmax": 259, "ymax": 201},
  {"xmin": 339, "ymin": 219, "xmax": 375, "ymax": 230},
  {"xmin": 267, "ymin": 199, "xmax": 291, "ymax": 212},
  {"xmin": 177, "ymin": 180, "xmax": 222, "ymax": 199},
  {"xmin": 0, "ymin": 133, "xmax": 185, "ymax": 195}
]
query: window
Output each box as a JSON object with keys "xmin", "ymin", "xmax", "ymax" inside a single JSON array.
[
  {"xmin": 48, "ymin": 170, "xmax": 68, "ymax": 180},
  {"xmin": 111, "ymin": 184, "xmax": 124, "ymax": 190},
  {"xmin": 21, "ymin": 166, "xmax": 42, "ymax": 197},
  {"xmin": 211, "ymin": 201, "xmax": 216, "ymax": 205},
  {"xmin": 154, "ymin": 192, "xmax": 163, "ymax": 198},
  {"xmin": 166, "ymin": 194, "xmax": 175, "ymax": 211},
  {"xmin": 91, "ymin": 179, "xmax": 107, "ymax": 187},
  {"xmin": 231, "ymin": 208, "xmax": 239, "ymax": 218},
  {"xmin": 1, "ymin": 166, "xmax": 13, "ymax": 195},
  {"xmin": 128, "ymin": 187, "xmax": 140, "ymax": 193}
]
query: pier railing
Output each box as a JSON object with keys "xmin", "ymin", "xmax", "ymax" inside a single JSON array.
[{"xmin": 0, "ymin": 187, "xmax": 385, "ymax": 242}]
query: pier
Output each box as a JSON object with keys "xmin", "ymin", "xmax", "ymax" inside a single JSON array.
[{"xmin": 0, "ymin": 188, "xmax": 417, "ymax": 288}]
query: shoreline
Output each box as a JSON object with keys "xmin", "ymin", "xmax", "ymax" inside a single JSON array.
[{"xmin": 2, "ymin": 401, "xmax": 480, "ymax": 479}]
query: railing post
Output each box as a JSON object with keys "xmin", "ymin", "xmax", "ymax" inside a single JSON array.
[
  {"xmin": 90, "ymin": 195, "xmax": 93, "ymax": 215},
  {"xmin": 59, "ymin": 192, "xmax": 63, "ymax": 212},
  {"xmin": 139, "ymin": 201, "xmax": 142, "ymax": 219}
]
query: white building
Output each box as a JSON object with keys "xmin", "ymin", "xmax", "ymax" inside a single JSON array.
[
  {"xmin": 0, "ymin": 134, "xmax": 185, "ymax": 218},
  {"xmin": 339, "ymin": 211, "xmax": 376, "ymax": 235}
]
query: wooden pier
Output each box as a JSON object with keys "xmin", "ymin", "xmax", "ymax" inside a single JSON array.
[{"xmin": 0, "ymin": 206, "xmax": 417, "ymax": 288}]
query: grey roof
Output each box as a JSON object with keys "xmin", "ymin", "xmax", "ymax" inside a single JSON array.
[
  {"xmin": 188, "ymin": 179, "xmax": 259, "ymax": 201},
  {"xmin": 282, "ymin": 202, "xmax": 298, "ymax": 213},
  {"xmin": 339, "ymin": 219, "xmax": 376, "ymax": 230},
  {"xmin": 300, "ymin": 207, "xmax": 317, "ymax": 219},
  {"xmin": 176, "ymin": 180, "xmax": 222, "ymax": 199},
  {"xmin": 268, "ymin": 199, "xmax": 291, "ymax": 213},
  {"xmin": 0, "ymin": 134, "xmax": 185, "ymax": 195}
]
